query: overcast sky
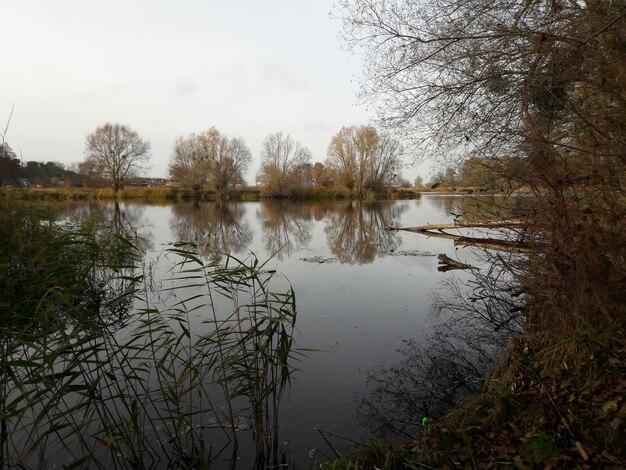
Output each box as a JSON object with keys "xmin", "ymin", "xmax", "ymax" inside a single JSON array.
[{"xmin": 1, "ymin": 1, "xmax": 428, "ymax": 183}]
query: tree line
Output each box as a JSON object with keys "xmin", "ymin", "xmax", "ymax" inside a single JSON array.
[
  {"xmin": 0, "ymin": 143, "xmax": 76, "ymax": 187},
  {"xmin": 1, "ymin": 122, "xmax": 410, "ymax": 197},
  {"xmin": 170, "ymin": 124, "xmax": 406, "ymax": 198}
]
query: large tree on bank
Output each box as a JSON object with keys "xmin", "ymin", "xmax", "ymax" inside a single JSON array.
[
  {"xmin": 339, "ymin": 0, "xmax": 626, "ymax": 330},
  {"xmin": 83, "ymin": 123, "xmax": 151, "ymax": 192},
  {"xmin": 326, "ymin": 125, "xmax": 402, "ymax": 195},
  {"xmin": 256, "ymin": 132, "xmax": 312, "ymax": 196},
  {"xmin": 168, "ymin": 128, "xmax": 252, "ymax": 196}
]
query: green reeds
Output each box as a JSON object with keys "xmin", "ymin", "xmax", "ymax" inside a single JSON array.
[
  {"xmin": 160, "ymin": 244, "xmax": 299, "ymax": 468},
  {"xmin": 0, "ymin": 193, "xmax": 299, "ymax": 468}
]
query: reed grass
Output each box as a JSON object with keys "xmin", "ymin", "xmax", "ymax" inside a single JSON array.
[{"xmin": 0, "ymin": 190, "xmax": 300, "ymax": 468}]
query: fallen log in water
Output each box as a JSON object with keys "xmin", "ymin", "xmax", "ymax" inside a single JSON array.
[
  {"xmin": 385, "ymin": 219, "xmax": 537, "ymax": 253},
  {"xmin": 385, "ymin": 219, "xmax": 527, "ymax": 233}
]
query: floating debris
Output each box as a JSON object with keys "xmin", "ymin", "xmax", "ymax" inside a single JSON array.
[
  {"xmin": 381, "ymin": 250, "xmax": 438, "ymax": 257},
  {"xmin": 300, "ymin": 256, "xmax": 338, "ymax": 264},
  {"xmin": 437, "ymin": 253, "xmax": 480, "ymax": 271}
]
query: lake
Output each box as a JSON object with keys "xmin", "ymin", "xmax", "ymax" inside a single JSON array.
[{"xmin": 8, "ymin": 194, "xmax": 498, "ymax": 468}]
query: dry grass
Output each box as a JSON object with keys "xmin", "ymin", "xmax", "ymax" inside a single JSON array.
[
  {"xmin": 2, "ymin": 186, "xmax": 265, "ymax": 202},
  {"xmin": 6, "ymin": 185, "xmax": 428, "ymax": 202}
]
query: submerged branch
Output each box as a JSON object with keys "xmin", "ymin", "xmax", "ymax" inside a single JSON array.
[{"xmin": 437, "ymin": 254, "xmax": 479, "ymax": 271}]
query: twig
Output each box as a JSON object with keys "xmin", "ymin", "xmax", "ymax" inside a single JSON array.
[
  {"xmin": 1, "ymin": 103, "xmax": 15, "ymax": 147},
  {"xmin": 314, "ymin": 427, "xmax": 365, "ymax": 458},
  {"xmin": 314, "ymin": 428, "xmax": 340, "ymax": 458}
]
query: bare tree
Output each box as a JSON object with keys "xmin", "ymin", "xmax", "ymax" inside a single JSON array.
[
  {"xmin": 169, "ymin": 128, "xmax": 251, "ymax": 197},
  {"xmin": 83, "ymin": 123, "xmax": 150, "ymax": 192},
  {"xmin": 326, "ymin": 125, "xmax": 402, "ymax": 195},
  {"xmin": 326, "ymin": 127, "xmax": 359, "ymax": 191},
  {"xmin": 339, "ymin": 0, "xmax": 626, "ymax": 331},
  {"xmin": 215, "ymin": 135, "xmax": 251, "ymax": 189},
  {"xmin": 256, "ymin": 132, "xmax": 312, "ymax": 196},
  {"xmin": 169, "ymin": 133, "xmax": 209, "ymax": 196}
]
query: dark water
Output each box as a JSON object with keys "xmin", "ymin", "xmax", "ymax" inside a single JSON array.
[
  {"xmin": 122, "ymin": 196, "xmax": 483, "ymax": 464},
  {"xmin": 16, "ymin": 195, "xmax": 498, "ymax": 467}
]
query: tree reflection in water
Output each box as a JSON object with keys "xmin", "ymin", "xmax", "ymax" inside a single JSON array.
[
  {"xmin": 258, "ymin": 200, "xmax": 313, "ymax": 260},
  {"xmin": 54, "ymin": 201, "xmax": 154, "ymax": 255},
  {"xmin": 357, "ymin": 254, "xmax": 525, "ymax": 439},
  {"xmin": 170, "ymin": 202, "xmax": 252, "ymax": 259},
  {"xmin": 325, "ymin": 201, "xmax": 407, "ymax": 264},
  {"xmin": 0, "ymin": 203, "xmax": 297, "ymax": 468}
]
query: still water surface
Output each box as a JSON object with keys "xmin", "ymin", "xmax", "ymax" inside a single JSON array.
[{"xmin": 60, "ymin": 194, "xmax": 479, "ymax": 467}]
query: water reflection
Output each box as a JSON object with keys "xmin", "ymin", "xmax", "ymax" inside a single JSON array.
[
  {"xmin": 0, "ymin": 211, "xmax": 143, "ymax": 467},
  {"xmin": 0, "ymin": 243, "xmax": 297, "ymax": 469},
  {"xmin": 325, "ymin": 201, "xmax": 407, "ymax": 264},
  {"xmin": 356, "ymin": 321, "xmax": 501, "ymax": 439},
  {"xmin": 258, "ymin": 201, "xmax": 313, "ymax": 260},
  {"xmin": 356, "ymin": 250, "xmax": 524, "ymax": 440},
  {"xmin": 426, "ymin": 193, "xmax": 534, "ymax": 222},
  {"xmin": 170, "ymin": 202, "xmax": 252, "ymax": 259},
  {"xmin": 55, "ymin": 201, "xmax": 154, "ymax": 254},
  {"xmin": 15, "ymin": 196, "xmax": 512, "ymax": 467}
]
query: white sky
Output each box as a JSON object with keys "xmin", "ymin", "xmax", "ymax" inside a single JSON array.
[{"xmin": 0, "ymin": 0, "xmax": 428, "ymax": 183}]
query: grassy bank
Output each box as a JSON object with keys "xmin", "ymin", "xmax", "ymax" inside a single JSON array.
[
  {"xmin": 2, "ymin": 185, "xmax": 422, "ymax": 202},
  {"xmin": 1, "ymin": 186, "xmax": 259, "ymax": 202},
  {"xmin": 324, "ymin": 324, "xmax": 626, "ymax": 469}
]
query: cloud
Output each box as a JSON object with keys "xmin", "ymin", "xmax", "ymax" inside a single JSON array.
[
  {"xmin": 77, "ymin": 89, "xmax": 100, "ymax": 102},
  {"xmin": 175, "ymin": 78, "xmax": 200, "ymax": 95},
  {"xmin": 110, "ymin": 80, "xmax": 150, "ymax": 93},
  {"xmin": 261, "ymin": 63, "xmax": 312, "ymax": 92},
  {"xmin": 303, "ymin": 120, "xmax": 334, "ymax": 133}
]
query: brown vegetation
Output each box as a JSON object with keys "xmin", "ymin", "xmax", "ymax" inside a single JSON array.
[
  {"xmin": 333, "ymin": 0, "xmax": 626, "ymax": 467},
  {"xmin": 168, "ymin": 127, "xmax": 252, "ymax": 197}
]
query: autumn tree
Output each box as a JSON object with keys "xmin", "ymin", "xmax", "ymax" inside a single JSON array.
[
  {"xmin": 326, "ymin": 125, "xmax": 402, "ymax": 196},
  {"xmin": 312, "ymin": 162, "xmax": 331, "ymax": 187},
  {"xmin": 338, "ymin": 0, "xmax": 626, "ymax": 327},
  {"xmin": 168, "ymin": 133, "xmax": 207, "ymax": 195},
  {"xmin": 169, "ymin": 128, "xmax": 251, "ymax": 197},
  {"xmin": 83, "ymin": 123, "xmax": 151, "ymax": 192},
  {"xmin": 212, "ymin": 134, "xmax": 251, "ymax": 189},
  {"xmin": 256, "ymin": 132, "xmax": 312, "ymax": 196}
]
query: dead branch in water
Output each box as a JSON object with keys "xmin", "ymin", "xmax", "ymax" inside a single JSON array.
[
  {"xmin": 385, "ymin": 219, "xmax": 537, "ymax": 253},
  {"xmin": 437, "ymin": 254, "xmax": 480, "ymax": 271},
  {"xmin": 386, "ymin": 219, "xmax": 527, "ymax": 233}
]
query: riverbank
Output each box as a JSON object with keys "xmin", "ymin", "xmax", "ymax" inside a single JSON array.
[
  {"xmin": 325, "ymin": 323, "xmax": 626, "ymax": 469},
  {"xmin": 1, "ymin": 186, "xmax": 423, "ymax": 202}
]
